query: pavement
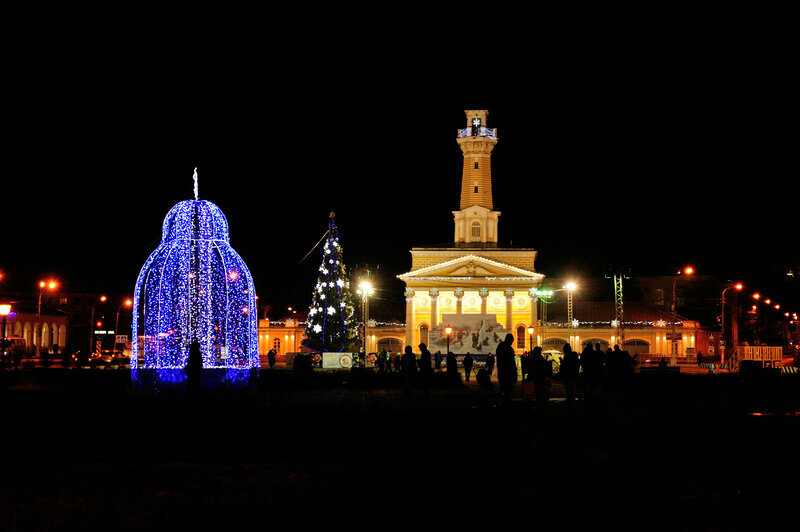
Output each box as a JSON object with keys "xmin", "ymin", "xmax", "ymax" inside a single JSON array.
[{"xmin": 1, "ymin": 367, "xmax": 799, "ymax": 531}]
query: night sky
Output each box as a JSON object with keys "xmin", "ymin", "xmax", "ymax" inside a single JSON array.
[{"xmin": 3, "ymin": 24, "xmax": 797, "ymax": 320}]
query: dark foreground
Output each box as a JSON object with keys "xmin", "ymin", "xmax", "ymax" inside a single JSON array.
[{"xmin": 2, "ymin": 368, "xmax": 799, "ymax": 531}]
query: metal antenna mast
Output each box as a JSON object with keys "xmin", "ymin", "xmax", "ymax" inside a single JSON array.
[{"xmin": 607, "ymin": 267, "xmax": 630, "ymax": 347}]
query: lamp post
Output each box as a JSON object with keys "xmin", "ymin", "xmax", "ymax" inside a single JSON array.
[
  {"xmin": 445, "ymin": 326, "xmax": 452, "ymax": 355},
  {"xmin": 356, "ymin": 281, "xmax": 374, "ymax": 363},
  {"xmin": 36, "ymin": 280, "xmax": 57, "ymax": 355},
  {"xmin": 720, "ymin": 282, "xmax": 743, "ymax": 366},
  {"xmin": 1, "ymin": 304, "xmax": 11, "ymax": 365},
  {"xmin": 114, "ymin": 299, "xmax": 132, "ymax": 356},
  {"xmin": 671, "ymin": 266, "xmax": 694, "ymax": 366},
  {"xmin": 528, "ymin": 326, "xmax": 534, "ymax": 352},
  {"xmin": 89, "ymin": 295, "xmax": 107, "ymax": 358},
  {"xmin": 37, "ymin": 280, "xmax": 58, "ymax": 321}
]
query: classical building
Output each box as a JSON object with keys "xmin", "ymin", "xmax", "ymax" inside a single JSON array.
[
  {"xmin": 397, "ymin": 110, "xmax": 704, "ymax": 362},
  {"xmin": 398, "ymin": 110, "xmax": 545, "ymax": 354}
]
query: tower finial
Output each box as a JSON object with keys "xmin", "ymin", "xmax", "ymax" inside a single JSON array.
[{"xmin": 193, "ymin": 167, "xmax": 199, "ymax": 201}]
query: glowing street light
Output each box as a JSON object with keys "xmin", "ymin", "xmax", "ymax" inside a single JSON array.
[
  {"xmin": 445, "ymin": 326, "xmax": 452, "ymax": 355},
  {"xmin": 527, "ymin": 326, "xmax": 534, "ymax": 352},
  {"xmin": 721, "ymin": 282, "xmax": 743, "ymax": 365},
  {"xmin": 114, "ymin": 299, "xmax": 133, "ymax": 354},
  {"xmin": 1, "ymin": 304, "xmax": 11, "ymax": 362},
  {"xmin": 88, "ymin": 295, "xmax": 107, "ymax": 357},
  {"xmin": 37, "ymin": 280, "xmax": 58, "ymax": 320},
  {"xmin": 356, "ymin": 281, "xmax": 375, "ymax": 357},
  {"xmin": 671, "ymin": 266, "xmax": 694, "ymax": 365}
]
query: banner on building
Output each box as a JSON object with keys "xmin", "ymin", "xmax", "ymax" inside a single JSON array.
[{"xmin": 430, "ymin": 314, "xmax": 510, "ymax": 355}]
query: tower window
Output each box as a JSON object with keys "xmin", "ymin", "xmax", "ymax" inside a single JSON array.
[
  {"xmin": 471, "ymin": 221, "xmax": 481, "ymax": 241},
  {"xmin": 474, "ymin": 161, "xmax": 479, "ymax": 170},
  {"xmin": 474, "ymin": 186, "xmax": 479, "ymax": 193},
  {"xmin": 473, "ymin": 180, "xmax": 479, "ymax": 194}
]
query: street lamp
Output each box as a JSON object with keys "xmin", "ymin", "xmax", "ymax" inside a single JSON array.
[
  {"xmin": 720, "ymin": 282, "xmax": 743, "ymax": 366},
  {"xmin": 671, "ymin": 266, "xmax": 694, "ymax": 366},
  {"xmin": 528, "ymin": 326, "xmax": 534, "ymax": 352},
  {"xmin": 36, "ymin": 280, "xmax": 58, "ymax": 354},
  {"xmin": 37, "ymin": 280, "xmax": 58, "ymax": 320},
  {"xmin": 89, "ymin": 295, "xmax": 107, "ymax": 358},
  {"xmin": 114, "ymin": 299, "xmax": 133, "ymax": 355},
  {"xmin": 445, "ymin": 326, "xmax": 452, "ymax": 354},
  {"xmin": 1, "ymin": 304, "xmax": 11, "ymax": 364},
  {"xmin": 356, "ymin": 280, "xmax": 374, "ymax": 360}
]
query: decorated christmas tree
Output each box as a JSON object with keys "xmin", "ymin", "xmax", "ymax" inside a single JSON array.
[{"xmin": 302, "ymin": 212, "xmax": 358, "ymax": 353}]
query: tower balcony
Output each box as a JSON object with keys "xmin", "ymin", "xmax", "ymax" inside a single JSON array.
[{"xmin": 458, "ymin": 127, "xmax": 497, "ymax": 139}]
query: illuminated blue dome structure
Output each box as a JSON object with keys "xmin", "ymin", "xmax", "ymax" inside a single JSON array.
[{"xmin": 131, "ymin": 192, "xmax": 258, "ymax": 370}]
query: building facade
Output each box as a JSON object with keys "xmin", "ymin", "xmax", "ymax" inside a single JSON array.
[
  {"xmin": 398, "ymin": 109, "xmax": 702, "ymax": 361},
  {"xmin": 398, "ymin": 110, "xmax": 545, "ymax": 353}
]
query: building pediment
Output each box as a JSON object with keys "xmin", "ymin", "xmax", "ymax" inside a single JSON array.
[{"xmin": 398, "ymin": 254, "xmax": 543, "ymax": 284}]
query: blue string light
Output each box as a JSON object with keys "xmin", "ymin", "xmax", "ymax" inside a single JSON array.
[{"xmin": 132, "ymin": 199, "xmax": 258, "ymax": 369}]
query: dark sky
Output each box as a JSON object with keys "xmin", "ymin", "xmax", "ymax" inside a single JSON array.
[{"xmin": 3, "ymin": 22, "xmax": 797, "ymax": 320}]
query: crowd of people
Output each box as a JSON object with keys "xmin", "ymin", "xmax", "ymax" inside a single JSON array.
[{"xmin": 363, "ymin": 336, "xmax": 640, "ymax": 407}]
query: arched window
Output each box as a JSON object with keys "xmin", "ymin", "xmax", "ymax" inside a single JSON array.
[
  {"xmin": 273, "ymin": 338, "xmax": 281, "ymax": 353},
  {"xmin": 623, "ymin": 339, "xmax": 650, "ymax": 356},
  {"xmin": 41, "ymin": 323, "xmax": 50, "ymax": 348},
  {"xmin": 516, "ymin": 325, "xmax": 527, "ymax": 350},
  {"xmin": 58, "ymin": 325, "xmax": 67, "ymax": 347},
  {"xmin": 419, "ymin": 324, "xmax": 429, "ymax": 346}
]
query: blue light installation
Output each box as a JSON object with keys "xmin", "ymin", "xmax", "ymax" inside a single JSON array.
[{"xmin": 132, "ymin": 191, "xmax": 258, "ymax": 369}]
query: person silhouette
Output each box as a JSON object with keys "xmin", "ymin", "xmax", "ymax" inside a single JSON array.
[
  {"xmin": 486, "ymin": 352, "xmax": 495, "ymax": 377},
  {"xmin": 418, "ymin": 343, "xmax": 433, "ymax": 400},
  {"xmin": 530, "ymin": 346, "xmax": 551, "ymax": 408},
  {"xmin": 560, "ymin": 344, "xmax": 579, "ymax": 404},
  {"xmin": 401, "ymin": 345, "xmax": 418, "ymax": 399},
  {"xmin": 495, "ymin": 333, "xmax": 517, "ymax": 407},
  {"xmin": 446, "ymin": 350, "xmax": 459, "ymax": 385},
  {"xmin": 463, "ymin": 352, "xmax": 474, "ymax": 382},
  {"xmin": 186, "ymin": 340, "xmax": 203, "ymax": 393}
]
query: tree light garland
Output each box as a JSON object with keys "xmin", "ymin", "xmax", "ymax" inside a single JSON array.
[
  {"xmin": 302, "ymin": 213, "xmax": 357, "ymax": 353},
  {"xmin": 131, "ymin": 195, "xmax": 258, "ymax": 369}
]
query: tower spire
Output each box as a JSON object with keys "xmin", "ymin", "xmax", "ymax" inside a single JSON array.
[
  {"xmin": 453, "ymin": 110, "xmax": 501, "ymax": 244},
  {"xmin": 193, "ymin": 167, "xmax": 199, "ymax": 201}
]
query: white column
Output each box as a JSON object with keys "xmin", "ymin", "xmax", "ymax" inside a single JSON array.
[
  {"xmin": 429, "ymin": 288, "xmax": 439, "ymax": 329},
  {"xmin": 504, "ymin": 289, "xmax": 514, "ymax": 331},
  {"xmin": 404, "ymin": 288, "xmax": 415, "ymax": 348}
]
